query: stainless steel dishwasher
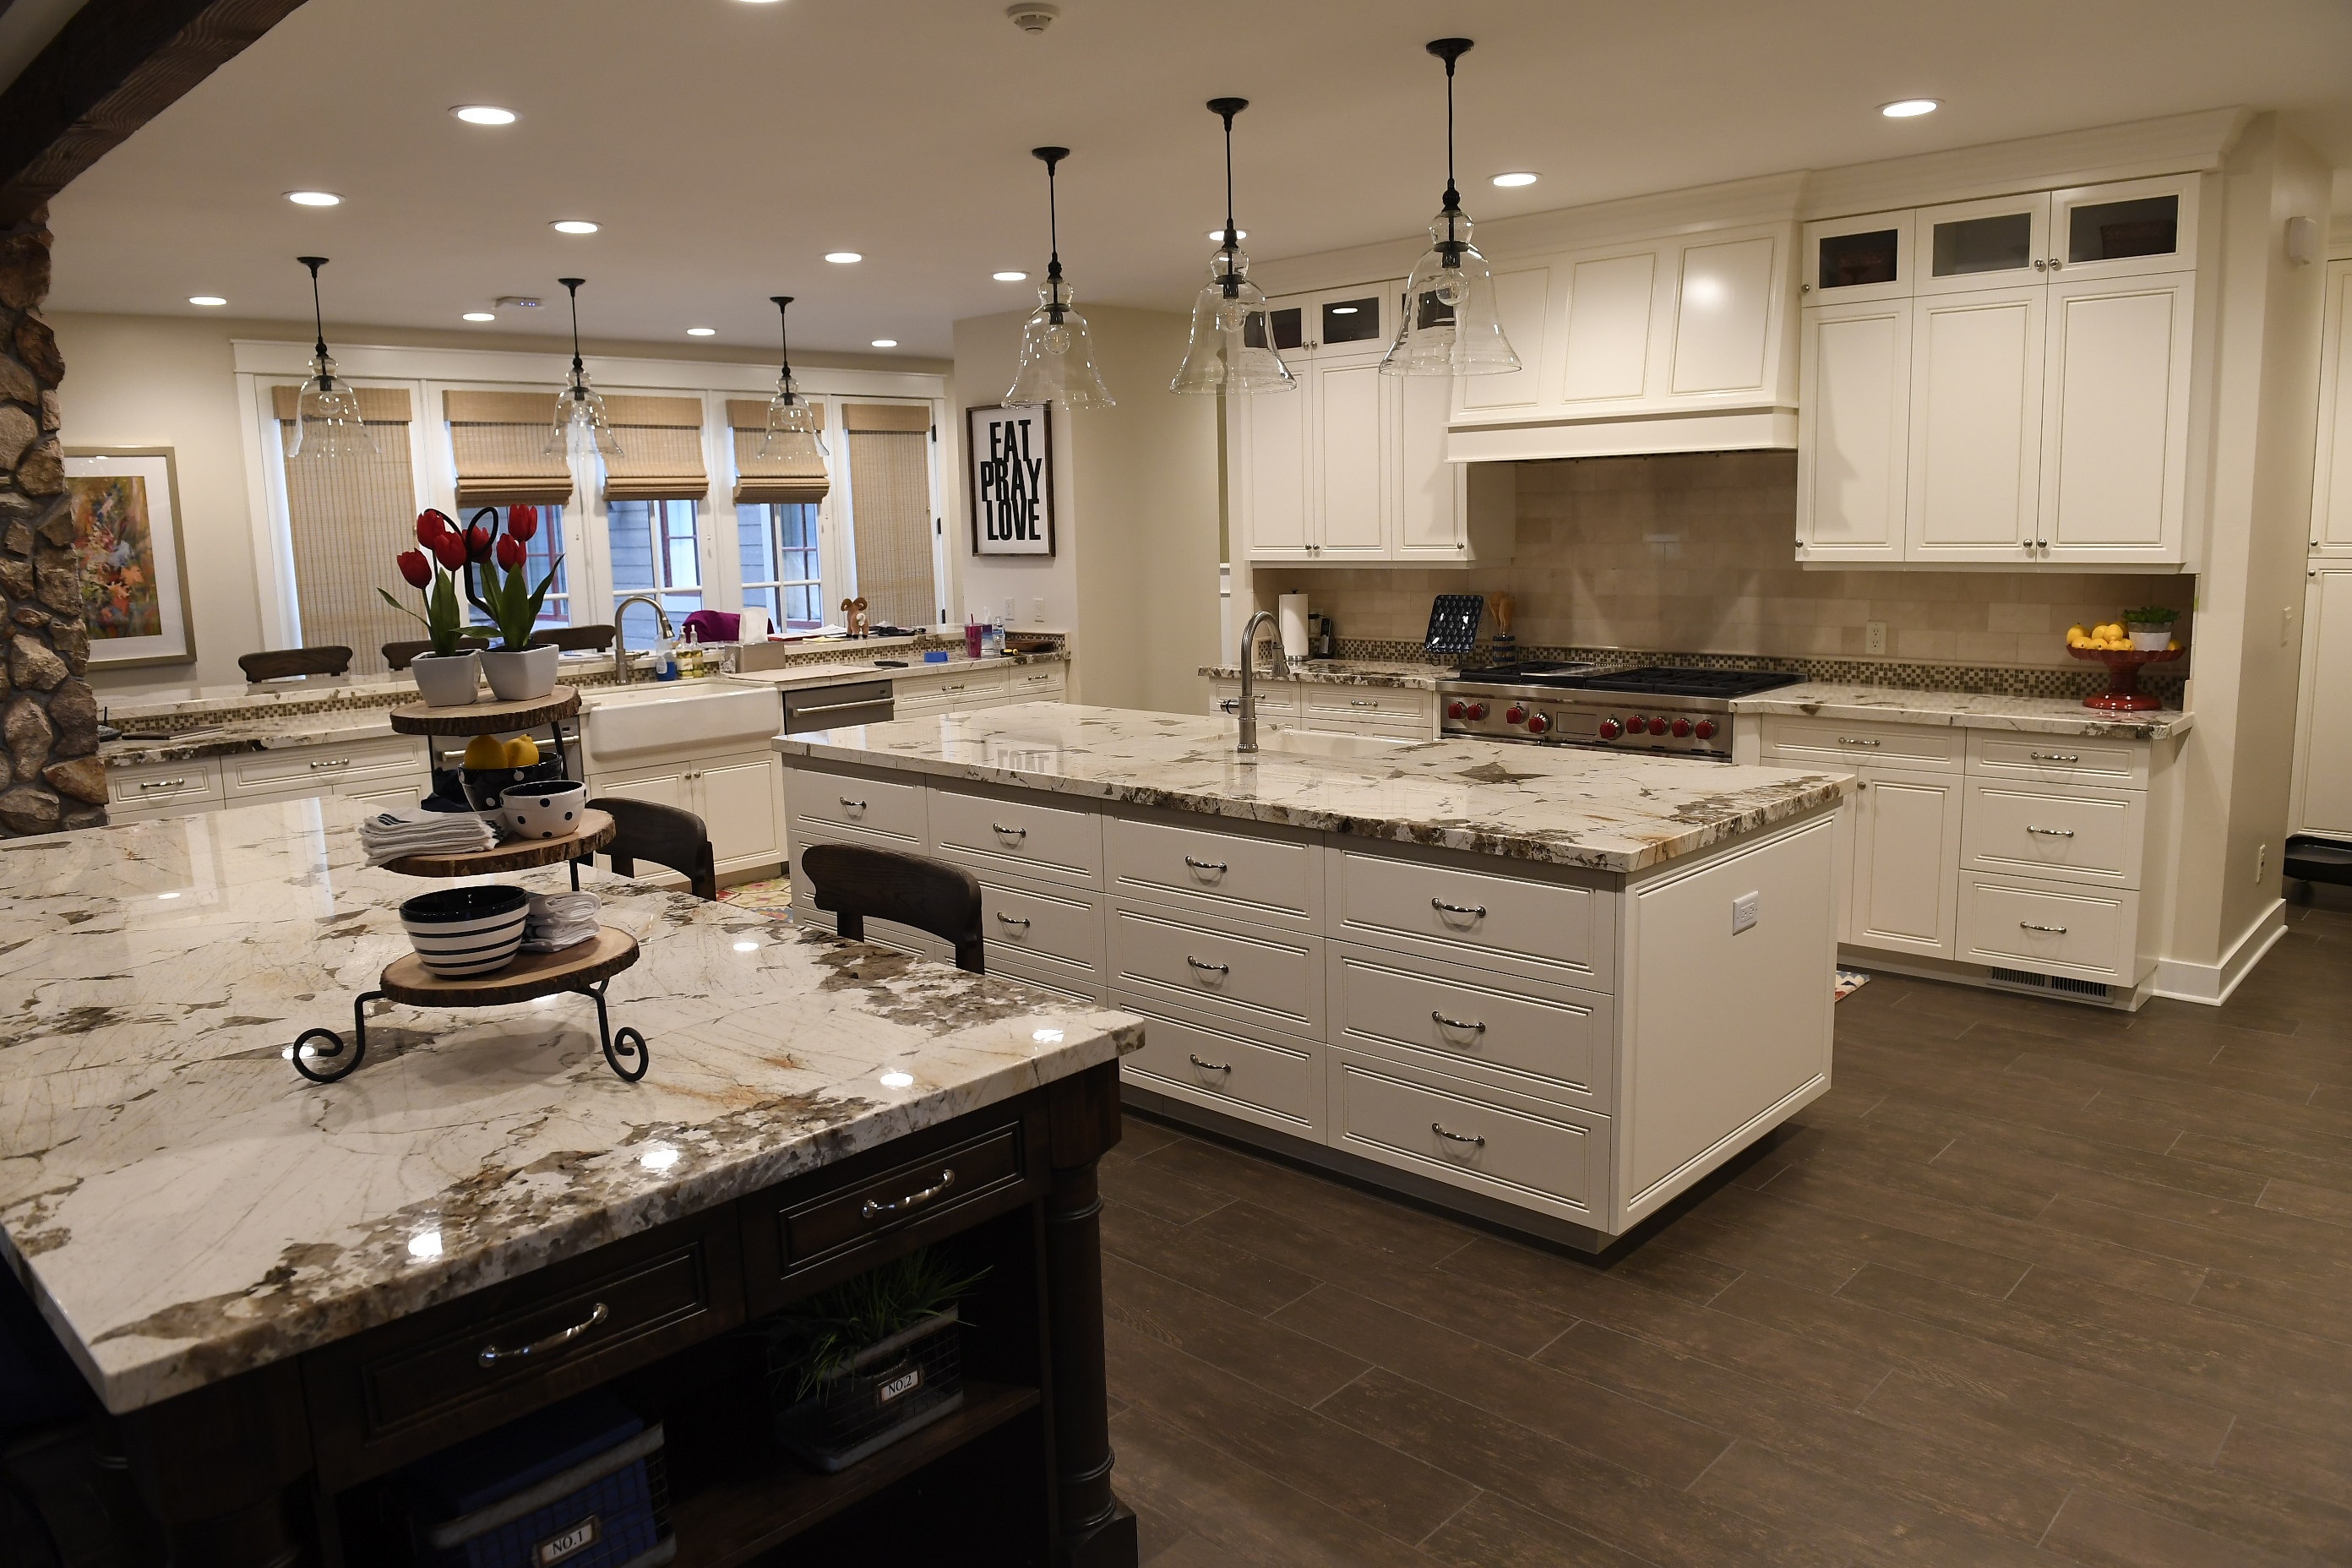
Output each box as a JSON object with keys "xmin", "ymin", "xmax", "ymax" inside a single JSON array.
[{"xmin": 781, "ymin": 678, "xmax": 895, "ymax": 733}]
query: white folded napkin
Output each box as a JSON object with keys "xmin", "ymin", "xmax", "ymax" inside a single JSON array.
[
  {"xmin": 520, "ymin": 890, "xmax": 601, "ymax": 952},
  {"xmin": 360, "ymin": 808, "xmax": 495, "ymax": 867}
]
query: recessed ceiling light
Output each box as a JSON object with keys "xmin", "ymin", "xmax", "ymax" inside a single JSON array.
[
  {"xmin": 462, "ymin": 311, "xmax": 496, "ymax": 322},
  {"xmin": 825, "ymin": 251, "xmax": 863, "ymax": 264},
  {"xmin": 1491, "ymin": 171, "xmax": 1540, "ymax": 188},
  {"xmin": 285, "ymin": 190, "xmax": 341, "ymax": 207},
  {"xmin": 551, "ymin": 219, "xmax": 599, "ymax": 234},
  {"xmin": 993, "ymin": 270, "xmax": 1029, "ymax": 282},
  {"xmin": 686, "ymin": 326, "xmax": 716, "ymax": 336},
  {"xmin": 1881, "ymin": 98, "xmax": 1939, "ymax": 118},
  {"xmin": 188, "ymin": 295, "xmax": 226, "ymax": 308},
  {"xmin": 451, "ymin": 105, "xmax": 516, "ymax": 126},
  {"xmin": 871, "ymin": 339, "xmax": 898, "ymax": 348},
  {"xmin": 1206, "ymin": 228, "xmax": 1247, "ymax": 243}
]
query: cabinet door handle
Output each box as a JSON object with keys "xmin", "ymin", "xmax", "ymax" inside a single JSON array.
[
  {"xmin": 1431, "ymin": 1010, "xmax": 1487, "ymax": 1035},
  {"xmin": 2024, "ymin": 825, "xmax": 2077, "ymax": 838},
  {"xmin": 138, "ymin": 778, "xmax": 187, "ymax": 791},
  {"xmin": 1431, "ymin": 1123, "xmax": 1486, "ymax": 1147},
  {"xmin": 1183, "ymin": 855, "xmax": 1228, "ymax": 874},
  {"xmin": 838, "ymin": 796, "xmax": 867, "ymax": 811},
  {"xmin": 1837, "ymin": 737, "xmax": 1881, "ymax": 748},
  {"xmin": 1431, "ymin": 898, "xmax": 1487, "ymax": 919},
  {"xmin": 1348, "ymin": 699, "xmax": 1379, "ymax": 708},
  {"xmin": 861, "ymin": 1168, "xmax": 957, "ymax": 1220},
  {"xmin": 2028, "ymin": 752, "xmax": 2081, "ymax": 763},
  {"xmin": 990, "ymin": 822, "xmax": 1028, "ymax": 839},
  {"xmin": 1184, "ymin": 956, "xmax": 1230, "ymax": 974},
  {"xmin": 1187, "ymin": 1054, "xmax": 1231, "ymax": 1073},
  {"xmin": 2018, "ymin": 921, "xmax": 2069, "ymax": 934},
  {"xmin": 2033, "ymin": 257, "xmax": 2048, "ymax": 271},
  {"xmin": 477, "ymin": 1301, "xmax": 607, "ymax": 1368},
  {"xmin": 994, "ymin": 912, "xmax": 1031, "ymax": 928},
  {"xmin": 307, "ymin": 757, "xmax": 351, "ymax": 771}
]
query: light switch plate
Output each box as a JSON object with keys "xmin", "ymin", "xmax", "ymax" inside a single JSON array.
[{"xmin": 1732, "ymin": 890, "xmax": 1760, "ymax": 934}]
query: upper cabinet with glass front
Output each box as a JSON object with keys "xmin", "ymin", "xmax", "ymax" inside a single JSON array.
[
  {"xmin": 2048, "ymin": 176, "xmax": 2198, "ymax": 282},
  {"xmin": 1802, "ymin": 211, "xmax": 1912, "ymax": 304}
]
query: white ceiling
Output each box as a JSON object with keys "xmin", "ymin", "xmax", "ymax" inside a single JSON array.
[{"xmin": 42, "ymin": 0, "xmax": 2352, "ymax": 359}]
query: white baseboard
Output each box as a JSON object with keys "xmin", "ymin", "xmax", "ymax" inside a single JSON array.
[{"xmin": 2152, "ymin": 900, "xmax": 2286, "ymax": 1005}]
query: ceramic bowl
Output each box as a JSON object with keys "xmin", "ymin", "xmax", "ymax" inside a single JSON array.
[
  {"xmin": 460, "ymin": 756, "xmax": 564, "ymax": 811},
  {"xmin": 397, "ymin": 885, "xmax": 530, "ymax": 977},
  {"xmin": 498, "ymin": 779, "xmax": 589, "ymax": 841}
]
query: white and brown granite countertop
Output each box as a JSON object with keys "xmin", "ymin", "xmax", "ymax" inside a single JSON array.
[
  {"xmin": 1198, "ymin": 658, "xmax": 1452, "ymax": 690},
  {"xmin": 777, "ymin": 704, "xmax": 1850, "ymax": 875},
  {"xmin": 0, "ymin": 799, "xmax": 1139, "ymax": 1413},
  {"xmin": 1730, "ymin": 682, "xmax": 2195, "ymax": 740}
]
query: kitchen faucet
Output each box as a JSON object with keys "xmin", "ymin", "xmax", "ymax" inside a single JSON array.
[
  {"xmin": 612, "ymin": 595, "xmax": 674, "ymax": 685},
  {"xmin": 1230, "ymin": 609, "xmax": 1290, "ymax": 753}
]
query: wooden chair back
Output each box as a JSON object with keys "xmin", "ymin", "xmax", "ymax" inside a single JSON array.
[
  {"xmin": 381, "ymin": 635, "xmax": 491, "ymax": 671},
  {"xmin": 586, "ymin": 796, "xmax": 718, "ymax": 901},
  {"xmin": 238, "ymin": 646, "xmax": 352, "ymax": 682},
  {"xmin": 799, "ymin": 841, "xmax": 985, "ymax": 975},
  {"xmin": 531, "ymin": 624, "xmax": 618, "ymax": 653}
]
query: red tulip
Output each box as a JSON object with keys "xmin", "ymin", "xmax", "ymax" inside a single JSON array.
[
  {"xmin": 505, "ymin": 504, "xmax": 538, "ymax": 542},
  {"xmin": 494, "ymin": 533, "xmax": 526, "ymax": 570},
  {"xmin": 432, "ymin": 534, "xmax": 469, "ymax": 572},
  {"xmin": 416, "ymin": 509, "xmax": 455, "ymax": 547},
  {"xmin": 464, "ymin": 522, "xmax": 493, "ymax": 561},
  {"xmin": 395, "ymin": 548, "xmax": 433, "ymax": 588}
]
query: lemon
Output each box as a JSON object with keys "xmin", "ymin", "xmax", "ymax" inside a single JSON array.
[
  {"xmin": 461, "ymin": 732, "xmax": 507, "ymax": 770},
  {"xmin": 504, "ymin": 734, "xmax": 540, "ymax": 767},
  {"xmin": 2065, "ymin": 623, "xmax": 2089, "ymax": 644}
]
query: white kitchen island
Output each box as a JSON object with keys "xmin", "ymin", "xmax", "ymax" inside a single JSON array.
[{"xmin": 776, "ymin": 705, "xmax": 1854, "ymax": 1249}]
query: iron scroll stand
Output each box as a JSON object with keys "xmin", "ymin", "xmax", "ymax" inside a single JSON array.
[{"xmin": 290, "ymin": 977, "xmax": 649, "ymax": 1086}]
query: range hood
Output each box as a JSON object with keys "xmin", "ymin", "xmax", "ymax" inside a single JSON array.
[{"xmin": 1445, "ymin": 406, "xmax": 1797, "ymax": 464}]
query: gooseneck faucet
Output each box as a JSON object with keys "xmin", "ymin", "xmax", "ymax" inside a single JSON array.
[
  {"xmin": 1232, "ymin": 608, "xmax": 1290, "ymax": 754},
  {"xmin": 612, "ymin": 595, "xmax": 674, "ymax": 685}
]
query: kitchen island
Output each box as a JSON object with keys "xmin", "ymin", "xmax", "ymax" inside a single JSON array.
[
  {"xmin": 0, "ymin": 798, "xmax": 1142, "ymax": 1565},
  {"xmin": 776, "ymin": 705, "xmax": 1853, "ymax": 1250}
]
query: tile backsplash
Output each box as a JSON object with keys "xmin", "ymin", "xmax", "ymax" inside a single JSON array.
[{"xmin": 1256, "ymin": 450, "xmax": 2194, "ymax": 671}]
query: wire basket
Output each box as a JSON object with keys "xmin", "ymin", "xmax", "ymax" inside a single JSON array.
[
  {"xmin": 774, "ymin": 1306, "xmax": 966, "ymax": 1474},
  {"xmin": 411, "ymin": 1406, "xmax": 672, "ymax": 1568}
]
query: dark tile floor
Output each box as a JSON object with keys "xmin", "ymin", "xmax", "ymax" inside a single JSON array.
[{"xmin": 1097, "ymin": 889, "xmax": 2352, "ymax": 1567}]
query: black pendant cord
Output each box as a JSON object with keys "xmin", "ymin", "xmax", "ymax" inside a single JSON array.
[
  {"xmin": 1033, "ymin": 146, "xmax": 1070, "ymax": 320},
  {"xmin": 559, "ymin": 277, "xmax": 587, "ymax": 377},
  {"xmin": 298, "ymin": 256, "xmax": 332, "ymax": 388},
  {"xmin": 770, "ymin": 295, "xmax": 798, "ymax": 402},
  {"xmin": 1207, "ymin": 97, "xmax": 1248, "ymax": 297},
  {"xmin": 1426, "ymin": 38, "xmax": 1474, "ymax": 252}
]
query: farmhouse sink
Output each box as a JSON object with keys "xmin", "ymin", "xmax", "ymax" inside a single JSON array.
[
  {"xmin": 580, "ymin": 683, "xmax": 781, "ymax": 764},
  {"xmin": 1251, "ymin": 728, "xmax": 1420, "ymax": 760}
]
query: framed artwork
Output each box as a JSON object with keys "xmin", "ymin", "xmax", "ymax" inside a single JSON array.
[
  {"xmin": 966, "ymin": 404, "xmax": 1054, "ymax": 557},
  {"xmin": 64, "ymin": 447, "xmax": 195, "ymax": 667}
]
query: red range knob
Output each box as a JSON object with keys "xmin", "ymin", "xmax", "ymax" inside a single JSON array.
[
  {"xmin": 1597, "ymin": 718, "xmax": 1622, "ymax": 740},
  {"xmin": 1648, "ymin": 716, "xmax": 1671, "ymax": 736},
  {"xmin": 1625, "ymin": 716, "xmax": 1647, "ymax": 734},
  {"xmin": 1526, "ymin": 712, "xmax": 1550, "ymax": 735},
  {"xmin": 1695, "ymin": 719, "xmax": 1717, "ymax": 740},
  {"xmin": 1505, "ymin": 705, "xmax": 1527, "ymax": 725},
  {"xmin": 1446, "ymin": 700, "xmax": 1466, "ymax": 719},
  {"xmin": 1671, "ymin": 717, "xmax": 1692, "ymax": 738},
  {"xmin": 1467, "ymin": 702, "xmax": 1488, "ymax": 721}
]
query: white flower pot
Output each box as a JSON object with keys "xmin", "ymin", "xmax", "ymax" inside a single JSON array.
[
  {"xmin": 2127, "ymin": 627, "xmax": 2173, "ymax": 651},
  {"xmin": 407, "ymin": 649, "xmax": 481, "ymax": 707},
  {"xmin": 480, "ymin": 642, "xmax": 560, "ymax": 702}
]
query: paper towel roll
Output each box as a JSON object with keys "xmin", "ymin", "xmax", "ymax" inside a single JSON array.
[{"xmin": 1278, "ymin": 594, "xmax": 1310, "ymax": 660}]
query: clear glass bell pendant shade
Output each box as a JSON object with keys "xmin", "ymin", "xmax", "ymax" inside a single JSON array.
[
  {"xmin": 1381, "ymin": 205, "xmax": 1521, "ymax": 376},
  {"xmin": 757, "ymin": 371, "xmax": 829, "ymax": 462},
  {"xmin": 1171, "ymin": 247, "xmax": 1296, "ymax": 395},
  {"xmin": 1006, "ymin": 276, "xmax": 1115, "ymax": 410},
  {"xmin": 547, "ymin": 369, "xmax": 623, "ymax": 458},
  {"xmin": 287, "ymin": 352, "xmax": 374, "ymax": 459}
]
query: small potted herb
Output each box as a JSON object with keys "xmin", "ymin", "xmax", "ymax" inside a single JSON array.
[
  {"xmin": 462, "ymin": 505, "xmax": 565, "ymax": 701},
  {"xmin": 757, "ymin": 1250, "xmax": 985, "ymax": 1473},
  {"xmin": 378, "ymin": 509, "xmax": 478, "ymax": 706},
  {"xmin": 2122, "ymin": 606, "xmax": 2181, "ymax": 652}
]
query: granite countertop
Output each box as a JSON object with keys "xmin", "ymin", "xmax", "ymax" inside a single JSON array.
[
  {"xmin": 1731, "ymin": 683, "xmax": 2196, "ymax": 740},
  {"xmin": 1198, "ymin": 658, "xmax": 1453, "ymax": 691},
  {"xmin": 730, "ymin": 651, "xmax": 1067, "ymax": 690},
  {"xmin": 101, "ymin": 712, "xmax": 411, "ymax": 766},
  {"xmin": 0, "ymin": 800, "xmax": 1139, "ymax": 1413},
  {"xmin": 777, "ymin": 704, "xmax": 1850, "ymax": 874}
]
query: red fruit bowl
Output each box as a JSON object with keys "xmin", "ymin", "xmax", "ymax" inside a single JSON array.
[{"xmin": 2066, "ymin": 645, "xmax": 2184, "ymax": 711}]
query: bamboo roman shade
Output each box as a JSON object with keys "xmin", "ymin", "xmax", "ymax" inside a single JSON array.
[
  {"xmin": 842, "ymin": 402, "xmax": 932, "ymax": 434},
  {"xmin": 444, "ymin": 390, "xmax": 574, "ymax": 508},
  {"xmin": 601, "ymin": 395, "xmax": 708, "ymax": 502},
  {"xmin": 274, "ymin": 386, "xmax": 419, "ymax": 676},
  {"xmin": 725, "ymin": 399, "xmax": 829, "ymax": 505},
  {"xmin": 842, "ymin": 404, "xmax": 937, "ymax": 630}
]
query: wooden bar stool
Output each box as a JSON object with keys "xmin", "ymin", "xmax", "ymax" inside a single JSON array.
[
  {"xmin": 237, "ymin": 646, "xmax": 351, "ymax": 682},
  {"xmin": 799, "ymin": 841, "xmax": 985, "ymax": 975},
  {"xmin": 587, "ymin": 797, "xmax": 718, "ymax": 901},
  {"xmin": 381, "ymin": 635, "xmax": 489, "ymax": 671},
  {"xmin": 532, "ymin": 625, "xmax": 618, "ymax": 653}
]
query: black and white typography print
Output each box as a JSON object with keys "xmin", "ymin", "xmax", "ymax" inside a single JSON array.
[{"xmin": 968, "ymin": 405, "xmax": 1054, "ymax": 556}]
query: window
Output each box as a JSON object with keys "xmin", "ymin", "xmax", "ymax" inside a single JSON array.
[
  {"xmin": 841, "ymin": 402, "xmax": 938, "ymax": 631},
  {"xmin": 457, "ymin": 504, "xmax": 569, "ymax": 629},
  {"xmin": 607, "ymin": 498, "xmax": 702, "ymax": 641},
  {"xmin": 739, "ymin": 502, "xmax": 824, "ymax": 629},
  {"xmin": 272, "ymin": 384, "xmax": 418, "ymax": 675}
]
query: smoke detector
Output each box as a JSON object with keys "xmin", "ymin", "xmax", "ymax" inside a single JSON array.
[
  {"xmin": 493, "ymin": 296, "xmax": 543, "ymax": 309},
  {"xmin": 1006, "ymin": 3, "xmax": 1058, "ymax": 33}
]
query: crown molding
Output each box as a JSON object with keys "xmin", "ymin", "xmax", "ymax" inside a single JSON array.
[
  {"xmin": 1798, "ymin": 107, "xmax": 2251, "ymax": 220},
  {"xmin": 228, "ymin": 337, "xmax": 945, "ymax": 400}
]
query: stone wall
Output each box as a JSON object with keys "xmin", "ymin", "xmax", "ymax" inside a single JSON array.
[{"xmin": 0, "ymin": 210, "xmax": 99, "ymax": 836}]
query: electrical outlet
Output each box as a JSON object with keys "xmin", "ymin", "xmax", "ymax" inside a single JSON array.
[
  {"xmin": 1732, "ymin": 890, "xmax": 1761, "ymax": 934},
  {"xmin": 1865, "ymin": 622, "xmax": 1887, "ymax": 656},
  {"xmin": 2257, "ymin": 842, "xmax": 2268, "ymax": 885},
  {"xmin": 1032, "ymin": 597, "xmax": 1045, "ymax": 624}
]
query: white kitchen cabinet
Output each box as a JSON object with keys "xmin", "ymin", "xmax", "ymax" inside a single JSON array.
[
  {"xmin": 1905, "ymin": 283, "xmax": 2046, "ymax": 562},
  {"xmin": 2046, "ymin": 175, "xmax": 2199, "ymax": 284},
  {"xmin": 588, "ymin": 747, "xmax": 786, "ymax": 877},
  {"xmin": 1847, "ymin": 770, "xmax": 1965, "ymax": 959},
  {"xmin": 1801, "ymin": 210, "xmax": 1911, "ymax": 305},
  {"xmin": 1206, "ymin": 678, "xmax": 1437, "ymax": 740},
  {"xmin": 2037, "ymin": 271, "xmax": 2194, "ymax": 563},
  {"xmin": 1456, "ymin": 263, "xmax": 1553, "ymax": 413},
  {"xmin": 1795, "ymin": 298, "xmax": 1909, "ymax": 562},
  {"xmin": 2311, "ymin": 264, "xmax": 2352, "ymax": 555},
  {"xmin": 2291, "ymin": 570, "xmax": 2352, "ymax": 839},
  {"xmin": 1670, "ymin": 232, "xmax": 1781, "ymax": 398},
  {"xmin": 1914, "ymin": 193, "xmax": 2050, "ymax": 296},
  {"xmin": 1235, "ymin": 373, "xmax": 1311, "ymax": 559},
  {"xmin": 1312, "ymin": 353, "xmax": 1390, "ymax": 559}
]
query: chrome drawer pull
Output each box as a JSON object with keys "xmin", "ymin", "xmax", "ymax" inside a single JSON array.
[
  {"xmin": 1188, "ymin": 1054, "xmax": 1231, "ymax": 1072},
  {"xmin": 1431, "ymin": 1123, "xmax": 1486, "ymax": 1147},
  {"xmin": 1348, "ymin": 699, "xmax": 1379, "ymax": 707},
  {"xmin": 2028, "ymin": 752, "xmax": 2081, "ymax": 763},
  {"xmin": 1431, "ymin": 898, "xmax": 1488, "ymax": 918},
  {"xmin": 990, "ymin": 822, "xmax": 1027, "ymax": 839},
  {"xmin": 1838, "ymin": 737, "xmax": 1882, "ymax": 748},
  {"xmin": 1183, "ymin": 855, "xmax": 1229, "ymax": 874},
  {"xmin": 1431, "ymin": 1011, "xmax": 1487, "ymax": 1034},
  {"xmin": 477, "ymin": 1301, "xmax": 607, "ymax": 1368},
  {"xmin": 2018, "ymin": 921, "xmax": 2069, "ymax": 934},
  {"xmin": 2024, "ymin": 825, "xmax": 2076, "ymax": 838},
  {"xmin": 1184, "ymin": 956, "xmax": 1230, "ymax": 974},
  {"xmin": 994, "ymin": 912, "xmax": 1031, "ymax": 928},
  {"xmin": 137, "ymin": 778, "xmax": 187, "ymax": 792},
  {"xmin": 838, "ymin": 796, "xmax": 868, "ymax": 811},
  {"xmin": 861, "ymin": 1168, "xmax": 956, "ymax": 1220},
  {"xmin": 307, "ymin": 758, "xmax": 351, "ymax": 771}
]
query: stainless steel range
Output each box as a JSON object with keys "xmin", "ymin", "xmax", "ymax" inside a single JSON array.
[{"xmin": 1440, "ymin": 663, "xmax": 1805, "ymax": 760}]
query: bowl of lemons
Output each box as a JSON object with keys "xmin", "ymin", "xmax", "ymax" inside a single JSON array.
[
  {"xmin": 456, "ymin": 731, "xmax": 564, "ymax": 811},
  {"xmin": 2066, "ymin": 612, "xmax": 2181, "ymax": 656}
]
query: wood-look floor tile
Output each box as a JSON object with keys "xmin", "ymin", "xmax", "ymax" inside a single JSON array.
[
  {"xmin": 1588, "ymin": 1236, "xmax": 1747, "ymax": 1306},
  {"xmin": 1417, "ymin": 1493, "xmax": 1660, "ymax": 1568},
  {"xmin": 1104, "ymin": 1252, "xmax": 1369, "ymax": 1407},
  {"xmin": 1686, "ymin": 1440, "xmax": 2068, "ymax": 1565},
  {"xmin": 1683, "ymin": 1182, "xmax": 2033, "ymax": 1297},
  {"xmin": 1761, "ymin": 1135, "xmax": 2058, "ymax": 1222},
  {"xmin": 2026, "ymin": 1195, "xmax": 2352, "ymax": 1296},
  {"xmin": 1930, "ymin": 1121, "xmax": 2271, "ymax": 1207},
  {"xmin": 1102, "ymin": 1197, "xmax": 1317, "ymax": 1316},
  {"xmin": 2256, "ymin": 1175, "xmax": 2352, "ymax": 1227},
  {"xmin": 1100, "ymin": 1146, "xmax": 1239, "ymax": 1226},
  {"xmin": 1130, "ymin": 1133, "xmax": 1479, "ymax": 1261},
  {"xmin": 2168, "ymin": 1129, "xmax": 2352, "ymax": 1196},
  {"xmin": 2219, "ymin": 1416, "xmax": 2352, "ymax": 1512},
  {"xmin": 1854, "ymin": 1077, "xmax": 2189, "ymax": 1157},
  {"xmin": 2037, "ymin": 1488, "xmax": 2306, "ymax": 1568}
]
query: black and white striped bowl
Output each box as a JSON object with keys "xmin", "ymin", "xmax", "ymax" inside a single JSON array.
[{"xmin": 397, "ymin": 885, "xmax": 530, "ymax": 977}]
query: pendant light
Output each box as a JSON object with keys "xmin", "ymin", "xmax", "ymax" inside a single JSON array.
[
  {"xmin": 1006, "ymin": 146, "xmax": 1114, "ymax": 410},
  {"xmin": 758, "ymin": 295, "xmax": 826, "ymax": 462},
  {"xmin": 1171, "ymin": 99, "xmax": 1295, "ymax": 397},
  {"xmin": 546, "ymin": 278, "xmax": 622, "ymax": 458},
  {"xmin": 1381, "ymin": 38, "xmax": 1520, "ymax": 377},
  {"xmin": 287, "ymin": 257, "xmax": 373, "ymax": 459}
]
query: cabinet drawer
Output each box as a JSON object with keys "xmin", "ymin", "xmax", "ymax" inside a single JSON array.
[
  {"xmin": 1958, "ymin": 874, "xmax": 2137, "ymax": 983},
  {"xmin": 1108, "ymin": 899, "xmax": 1322, "ymax": 1038},
  {"xmin": 304, "ymin": 1208, "xmax": 742, "ymax": 1488},
  {"xmin": 1009, "ymin": 666, "xmax": 1068, "ymax": 701},
  {"xmin": 1329, "ymin": 1050, "xmax": 1609, "ymax": 1222},
  {"xmin": 1298, "ymin": 685, "xmax": 1429, "ymax": 725},
  {"xmin": 1116, "ymin": 991, "xmax": 1322, "ymax": 1135},
  {"xmin": 1105, "ymin": 813, "xmax": 1320, "ymax": 931},
  {"xmin": 977, "ymin": 867, "xmax": 1103, "ymax": 984},
  {"xmin": 105, "ymin": 757, "xmax": 221, "ymax": 808},
  {"xmin": 1292, "ymin": 713, "xmax": 1430, "ymax": 743},
  {"xmin": 774, "ymin": 1125, "xmax": 1026, "ymax": 1271},
  {"xmin": 1330, "ymin": 944, "xmax": 1610, "ymax": 1108},
  {"xmin": 1329, "ymin": 842, "xmax": 1612, "ymax": 989},
  {"xmin": 1761, "ymin": 717, "xmax": 1961, "ymax": 772},
  {"xmin": 223, "ymin": 735, "xmax": 424, "ymax": 798},
  {"xmin": 1968, "ymin": 732, "xmax": 2149, "ymax": 788},
  {"xmin": 932, "ymin": 785, "xmax": 1101, "ymax": 885},
  {"xmin": 1962, "ymin": 778, "xmax": 2144, "ymax": 887},
  {"xmin": 900, "ymin": 666, "xmax": 1010, "ymax": 707},
  {"xmin": 786, "ymin": 765, "xmax": 928, "ymax": 844}
]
